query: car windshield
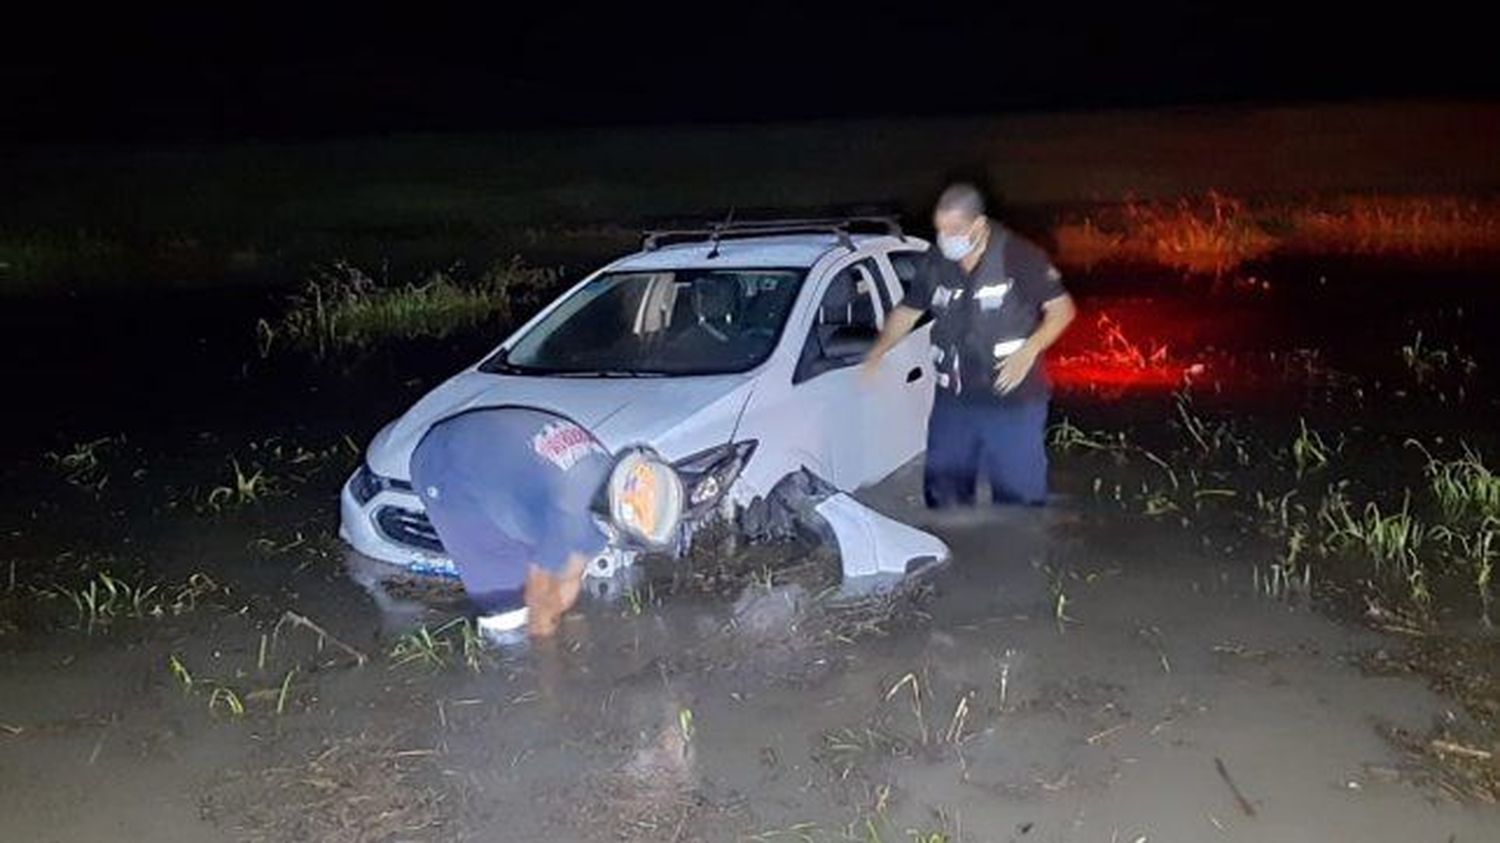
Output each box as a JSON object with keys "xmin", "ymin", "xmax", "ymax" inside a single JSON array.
[{"xmin": 486, "ymin": 268, "xmax": 806, "ymax": 376}]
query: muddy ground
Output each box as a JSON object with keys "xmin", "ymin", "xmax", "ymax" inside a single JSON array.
[{"xmin": 2, "ymin": 231, "xmax": 1499, "ymax": 843}]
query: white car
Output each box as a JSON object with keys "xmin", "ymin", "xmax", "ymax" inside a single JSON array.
[{"xmin": 339, "ymin": 218, "xmax": 941, "ymax": 588}]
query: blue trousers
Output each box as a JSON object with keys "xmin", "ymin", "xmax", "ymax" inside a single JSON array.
[
  {"xmin": 409, "ymin": 408, "xmax": 609, "ymax": 614},
  {"xmin": 924, "ymin": 397, "xmax": 1049, "ymax": 508}
]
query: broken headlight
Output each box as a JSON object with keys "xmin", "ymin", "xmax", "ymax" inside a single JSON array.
[
  {"xmin": 607, "ymin": 448, "xmax": 685, "ymax": 548},
  {"xmin": 674, "ymin": 440, "xmax": 757, "ymax": 515}
]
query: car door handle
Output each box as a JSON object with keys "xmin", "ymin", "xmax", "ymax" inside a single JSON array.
[{"xmin": 906, "ymin": 366, "xmax": 923, "ymax": 383}]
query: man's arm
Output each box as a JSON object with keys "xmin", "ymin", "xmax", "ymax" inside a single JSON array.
[
  {"xmin": 861, "ymin": 305, "xmax": 923, "ymax": 376},
  {"xmin": 994, "ymin": 293, "xmax": 1076, "ymax": 394}
]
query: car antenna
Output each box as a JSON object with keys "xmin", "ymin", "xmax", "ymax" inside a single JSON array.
[{"xmin": 706, "ymin": 207, "xmax": 735, "ymax": 259}]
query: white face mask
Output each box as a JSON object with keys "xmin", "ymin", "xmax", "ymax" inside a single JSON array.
[
  {"xmin": 936, "ymin": 217, "xmax": 984, "ymax": 261},
  {"xmin": 937, "ymin": 232, "xmax": 976, "ymax": 261}
]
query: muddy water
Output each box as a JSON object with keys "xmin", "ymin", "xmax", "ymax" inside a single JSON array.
[
  {"xmin": 3, "ymin": 256, "xmax": 1500, "ymax": 841},
  {"xmin": 1, "ymin": 465, "xmax": 1495, "ymax": 842}
]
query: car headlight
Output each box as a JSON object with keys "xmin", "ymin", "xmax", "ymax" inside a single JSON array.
[
  {"xmin": 607, "ymin": 449, "xmax": 684, "ymax": 548},
  {"xmin": 349, "ymin": 463, "xmax": 407, "ymax": 505},
  {"xmin": 674, "ymin": 441, "xmax": 757, "ymax": 514}
]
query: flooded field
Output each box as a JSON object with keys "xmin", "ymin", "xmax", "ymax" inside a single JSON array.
[{"xmin": 3, "ymin": 228, "xmax": 1499, "ymax": 842}]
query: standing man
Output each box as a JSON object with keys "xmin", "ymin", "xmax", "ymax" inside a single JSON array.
[{"xmin": 863, "ymin": 183, "xmax": 1076, "ymax": 507}]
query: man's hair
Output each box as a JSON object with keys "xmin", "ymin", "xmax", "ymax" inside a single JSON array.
[{"xmin": 935, "ymin": 182, "xmax": 986, "ymax": 220}]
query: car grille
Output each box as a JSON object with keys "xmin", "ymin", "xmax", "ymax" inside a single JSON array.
[{"xmin": 374, "ymin": 505, "xmax": 445, "ymax": 553}]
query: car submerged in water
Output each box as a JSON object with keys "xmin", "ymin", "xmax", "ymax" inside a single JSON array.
[{"xmin": 340, "ymin": 217, "xmax": 946, "ymax": 600}]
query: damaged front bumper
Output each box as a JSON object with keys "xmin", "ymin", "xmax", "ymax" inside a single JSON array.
[
  {"xmin": 742, "ymin": 468, "xmax": 949, "ymax": 592},
  {"xmin": 340, "ymin": 459, "xmax": 950, "ymax": 612}
]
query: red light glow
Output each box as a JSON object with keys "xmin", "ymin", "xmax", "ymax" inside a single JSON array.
[{"xmin": 1050, "ymin": 313, "xmax": 1203, "ymax": 393}]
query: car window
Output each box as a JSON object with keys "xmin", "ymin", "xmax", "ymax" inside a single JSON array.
[
  {"xmin": 793, "ymin": 261, "xmax": 884, "ymax": 384},
  {"xmin": 887, "ymin": 250, "xmax": 923, "ymax": 298},
  {"xmin": 886, "ymin": 248, "xmax": 935, "ymax": 327},
  {"xmin": 487, "ymin": 268, "xmax": 805, "ymax": 376},
  {"xmin": 848, "ymin": 258, "xmax": 891, "ymax": 317}
]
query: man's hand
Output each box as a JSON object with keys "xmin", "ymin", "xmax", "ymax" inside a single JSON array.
[
  {"xmin": 992, "ymin": 294, "xmax": 1076, "ymax": 395},
  {"xmin": 993, "ymin": 346, "xmax": 1038, "ymax": 395},
  {"xmin": 525, "ymin": 553, "xmax": 588, "ymax": 638},
  {"xmin": 859, "ymin": 306, "xmax": 922, "ymax": 388}
]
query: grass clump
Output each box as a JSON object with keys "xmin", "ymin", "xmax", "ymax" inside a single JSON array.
[
  {"xmin": 1414, "ymin": 442, "xmax": 1500, "ymax": 522},
  {"xmin": 1046, "ymin": 418, "xmax": 1130, "ymax": 455},
  {"xmin": 259, "ymin": 256, "xmax": 558, "ymax": 356},
  {"xmin": 1054, "ymin": 193, "xmax": 1500, "ymax": 274},
  {"xmin": 1054, "ymin": 192, "xmax": 1274, "ymax": 274},
  {"xmin": 389, "ymin": 617, "xmax": 489, "ymax": 672},
  {"xmin": 1401, "ymin": 331, "xmax": 1479, "ymax": 384},
  {"xmin": 1321, "ymin": 492, "xmax": 1427, "ymax": 575},
  {"xmin": 44, "ymin": 436, "xmax": 123, "ymax": 493},
  {"xmin": 42, "ymin": 571, "xmax": 224, "ymax": 631},
  {"xmin": 1433, "ymin": 518, "xmax": 1498, "ymax": 624},
  {"xmin": 205, "ymin": 458, "xmax": 274, "ymax": 510},
  {"xmin": 1290, "ymin": 418, "xmax": 1334, "ymax": 479},
  {"xmin": 1288, "ymin": 196, "xmax": 1500, "ymax": 257}
]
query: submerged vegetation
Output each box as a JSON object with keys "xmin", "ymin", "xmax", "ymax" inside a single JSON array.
[
  {"xmin": 1054, "ymin": 391, "xmax": 1500, "ymax": 627},
  {"xmin": 38, "ymin": 570, "xmax": 225, "ymax": 631},
  {"xmin": 1402, "ymin": 331, "xmax": 1481, "ymax": 384},
  {"xmin": 205, "ymin": 459, "xmax": 273, "ymax": 510},
  {"xmin": 389, "ymin": 617, "xmax": 490, "ymax": 672},
  {"xmin": 44, "ymin": 435, "xmax": 124, "ymax": 494}
]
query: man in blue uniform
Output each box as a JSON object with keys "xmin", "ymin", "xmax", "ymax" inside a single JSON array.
[
  {"xmin": 408, "ymin": 408, "xmax": 613, "ymax": 638},
  {"xmin": 863, "ymin": 182, "xmax": 1076, "ymax": 507}
]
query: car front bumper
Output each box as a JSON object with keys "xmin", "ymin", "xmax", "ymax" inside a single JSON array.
[
  {"xmin": 339, "ymin": 467, "xmax": 645, "ymax": 582},
  {"xmin": 339, "ymin": 470, "xmax": 460, "ymax": 579}
]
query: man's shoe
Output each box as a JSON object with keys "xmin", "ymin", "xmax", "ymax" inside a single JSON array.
[{"xmin": 477, "ymin": 608, "xmax": 529, "ymax": 645}]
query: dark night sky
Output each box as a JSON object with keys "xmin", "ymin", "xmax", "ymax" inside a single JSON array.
[{"xmin": 6, "ymin": 2, "xmax": 1496, "ymax": 142}]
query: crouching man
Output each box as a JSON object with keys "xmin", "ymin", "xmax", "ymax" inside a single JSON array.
[
  {"xmin": 409, "ymin": 408, "xmax": 613, "ymax": 638},
  {"xmin": 864, "ymin": 182, "xmax": 1076, "ymax": 507}
]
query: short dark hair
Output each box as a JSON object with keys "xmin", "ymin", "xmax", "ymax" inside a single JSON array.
[{"xmin": 935, "ymin": 182, "xmax": 986, "ymax": 220}]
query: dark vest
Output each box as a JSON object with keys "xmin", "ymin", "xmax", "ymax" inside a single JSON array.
[{"xmin": 925, "ymin": 229, "xmax": 1051, "ymax": 405}]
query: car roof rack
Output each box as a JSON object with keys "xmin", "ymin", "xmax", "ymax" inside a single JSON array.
[{"xmin": 641, "ymin": 215, "xmax": 904, "ymax": 255}]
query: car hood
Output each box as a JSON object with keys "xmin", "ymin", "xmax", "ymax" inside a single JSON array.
[{"xmin": 365, "ymin": 369, "xmax": 756, "ymax": 480}]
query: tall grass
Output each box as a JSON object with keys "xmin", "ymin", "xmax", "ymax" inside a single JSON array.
[
  {"xmin": 1433, "ymin": 518, "xmax": 1498, "ymax": 623},
  {"xmin": 1053, "ymin": 194, "xmax": 1500, "ymax": 274},
  {"xmin": 1054, "ymin": 193, "xmax": 1274, "ymax": 274},
  {"xmin": 1288, "ymin": 197, "xmax": 1500, "ymax": 257},
  {"xmin": 1321, "ymin": 492, "xmax": 1426, "ymax": 575},
  {"xmin": 1411, "ymin": 442, "xmax": 1500, "ymax": 522},
  {"xmin": 259, "ymin": 257, "xmax": 558, "ymax": 356}
]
